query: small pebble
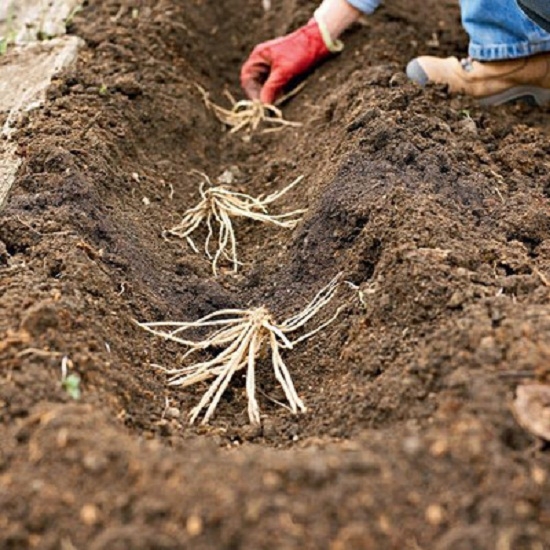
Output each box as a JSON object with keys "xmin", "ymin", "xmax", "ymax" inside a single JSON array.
[
  {"xmin": 186, "ymin": 514, "xmax": 203, "ymax": 536},
  {"xmin": 425, "ymin": 504, "xmax": 445, "ymax": 526},
  {"xmin": 80, "ymin": 504, "xmax": 99, "ymax": 526},
  {"xmin": 165, "ymin": 407, "xmax": 181, "ymax": 420}
]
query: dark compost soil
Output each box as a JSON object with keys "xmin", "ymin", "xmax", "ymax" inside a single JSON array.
[{"xmin": 1, "ymin": 0, "xmax": 550, "ymax": 548}]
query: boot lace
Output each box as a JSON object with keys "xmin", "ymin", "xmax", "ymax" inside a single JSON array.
[{"xmin": 460, "ymin": 57, "xmax": 474, "ymax": 72}]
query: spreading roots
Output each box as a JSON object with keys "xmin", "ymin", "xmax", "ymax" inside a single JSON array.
[
  {"xmin": 196, "ymin": 85, "xmax": 302, "ymax": 134},
  {"xmin": 165, "ymin": 171, "xmax": 306, "ymax": 275},
  {"xmin": 138, "ymin": 274, "xmax": 343, "ymax": 424}
]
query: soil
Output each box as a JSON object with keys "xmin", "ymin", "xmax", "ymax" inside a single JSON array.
[{"xmin": 1, "ymin": 0, "xmax": 550, "ymax": 548}]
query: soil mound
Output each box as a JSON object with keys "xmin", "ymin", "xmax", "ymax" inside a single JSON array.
[{"xmin": 1, "ymin": 0, "xmax": 550, "ymax": 548}]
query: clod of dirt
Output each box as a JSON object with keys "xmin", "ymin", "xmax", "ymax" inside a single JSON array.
[
  {"xmin": 0, "ymin": 239, "xmax": 8, "ymax": 265},
  {"xmin": 20, "ymin": 301, "xmax": 60, "ymax": 336},
  {"xmin": 113, "ymin": 75, "xmax": 143, "ymax": 98},
  {"xmin": 512, "ymin": 384, "xmax": 550, "ymax": 441}
]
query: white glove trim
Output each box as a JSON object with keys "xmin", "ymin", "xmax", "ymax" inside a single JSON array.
[{"xmin": 314, "ymin": 11, "xmax": 344, "ymax": 53}]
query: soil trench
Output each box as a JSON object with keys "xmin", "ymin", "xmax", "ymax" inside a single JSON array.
[{"xmin": 1, "ymin": 0, "xmax": 550, "ymax": 548}]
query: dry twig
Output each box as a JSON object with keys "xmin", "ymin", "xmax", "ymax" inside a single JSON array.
[
  {"xmin": 196, "ymin": 85, "xmax": 302, "ymax": 134},
  {"xmin": 165, "ymin": 171, "xmax": 305, "ymax": 275},
  {"xmin": 534, "ymin": 267, "xmax": 550, "ymax": 287},
  {"xmin": 138, "ymin": 274, "xmax": 342, "ymax": 424}
]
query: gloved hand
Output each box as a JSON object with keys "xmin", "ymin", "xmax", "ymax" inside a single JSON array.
[{"xmin": 240, "ymin": 16, "xmax": 343, "ymax": 104}]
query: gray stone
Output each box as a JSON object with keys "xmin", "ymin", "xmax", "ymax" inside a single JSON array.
[{"xmin": 1, "ymin": 0, "xmax": 82, "ymax": 43}]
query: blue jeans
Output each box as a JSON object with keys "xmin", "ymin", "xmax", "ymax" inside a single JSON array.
[
  {"xmin": 347, "ymin": 0, "xmax": 550, "ymax": 60},
  {"xmin": 462, "ymin": 0, "xmax": 550, "ymax": 60}
]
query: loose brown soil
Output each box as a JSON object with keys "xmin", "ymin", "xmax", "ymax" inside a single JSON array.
[{"xmin": 1, "ymin": 0, "xmax": 550, "ymax": 548}]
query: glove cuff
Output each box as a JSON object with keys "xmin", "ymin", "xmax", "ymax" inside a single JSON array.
[{"xmin": 313, "ymin": 12, "xmax": 344, "ymax": 53}]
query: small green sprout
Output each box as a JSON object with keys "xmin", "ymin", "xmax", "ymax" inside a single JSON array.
[
  {"xmin": 0, "ymin": 3, "xmax": 16, "ymax": 55},
  {"xmin": 98, "ymin": 83, "xmax": 108, "ymax": 96},
  {"xmin": 61, "ymin": 356, "xmax": 81, "ymax": 400}
]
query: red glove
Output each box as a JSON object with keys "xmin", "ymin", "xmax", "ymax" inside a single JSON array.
[{"xmin": 241, "ymin": 18, "xmax": 336, "ymax": 104}]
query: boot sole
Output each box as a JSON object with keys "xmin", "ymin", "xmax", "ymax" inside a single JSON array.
[
  {"xmin": 478, "ymin": 86, "xmax": 550, "ymax": 107},
  {"xmin": 406, "ymin": 59, "xmax": 550, "ymax": 107}
]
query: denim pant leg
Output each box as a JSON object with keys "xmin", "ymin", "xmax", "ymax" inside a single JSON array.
[{"xmin": 461, "ymin": 0, "xmax": 550, "ymax": 60}]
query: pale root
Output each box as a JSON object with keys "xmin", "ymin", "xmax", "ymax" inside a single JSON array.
[
  {"xmin": 138, "ymin": 274, "xmax": 342, "ymax": 424},
  {"xmin": 165, "ymin": 171, "xmax": 306, "ymax": 276}
]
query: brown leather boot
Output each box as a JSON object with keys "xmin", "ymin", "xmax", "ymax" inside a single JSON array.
[{"xmin": 406, "ymin": 53, "xmax": 550, "ymax": 105}]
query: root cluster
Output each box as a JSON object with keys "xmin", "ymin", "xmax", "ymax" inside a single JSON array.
[
  {"xmin": 139, "ymin": 274, "xmax": 342, "ymax": 424},
  {"xmin": 165, "ymin": 171, "xmax": 305, "ymax": 275},
  {"xmin": 197, "ymin": 85, "xmax": 302, "ymax": 134}
]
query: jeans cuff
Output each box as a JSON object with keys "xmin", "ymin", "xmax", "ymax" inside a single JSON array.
[{"xmin": 469, "ymin": 40, "xmax": 550, "ymax": 60}]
